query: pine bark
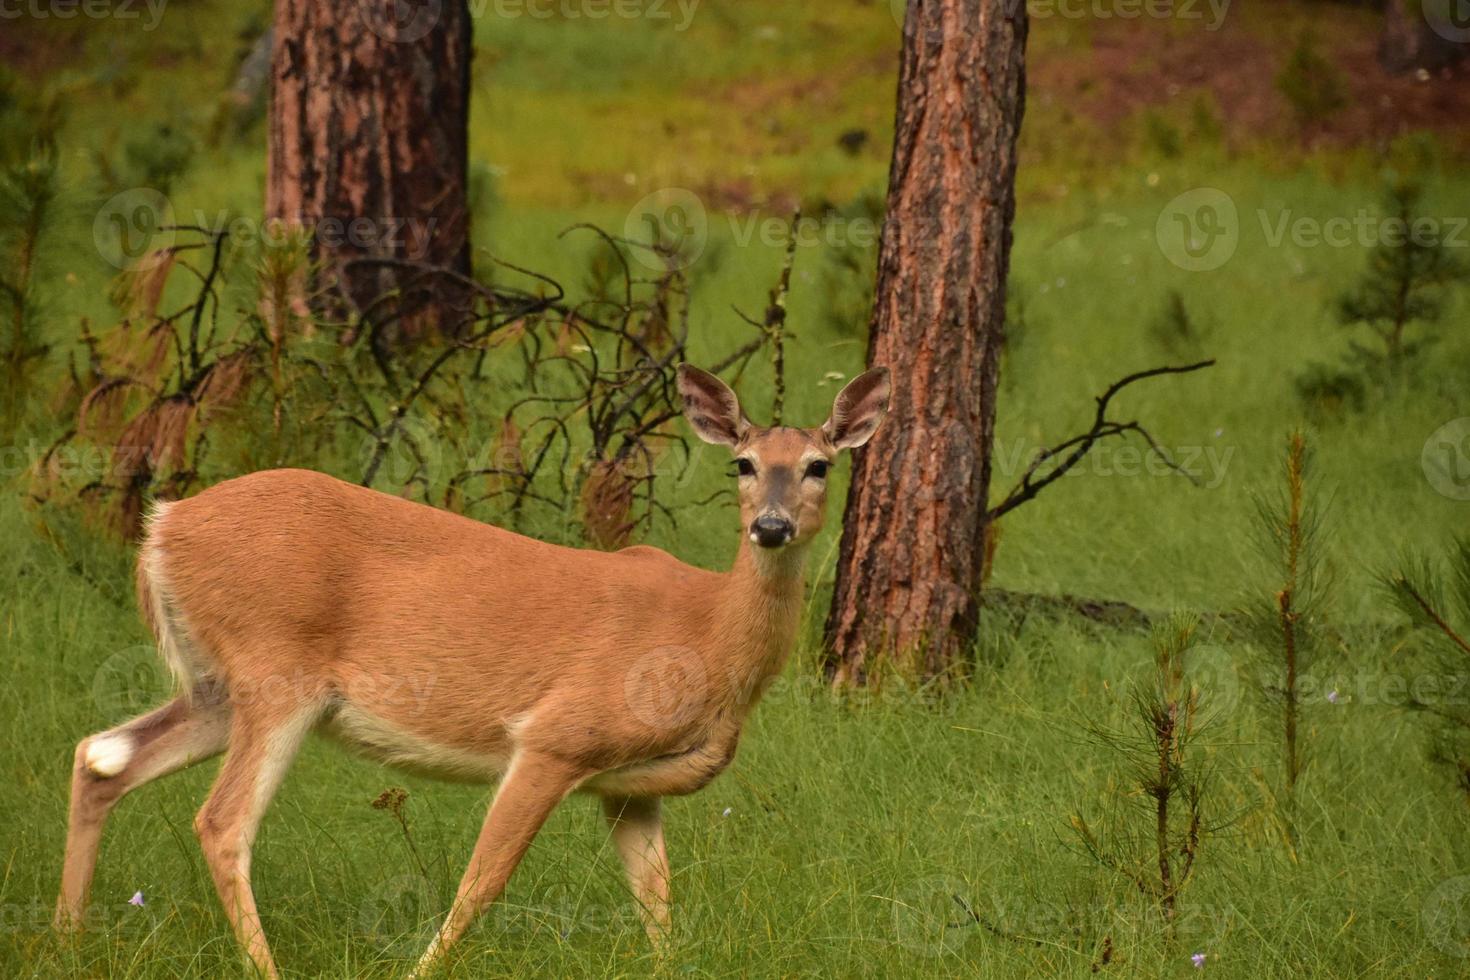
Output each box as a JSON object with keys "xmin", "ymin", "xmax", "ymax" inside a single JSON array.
[
  {"xmin": 267, "ymin": 0, "xmax": 473, "ymax": 339},
  {"xmin": 824, "ymin": 0, "xmax": 1028, "ymax": 684}
]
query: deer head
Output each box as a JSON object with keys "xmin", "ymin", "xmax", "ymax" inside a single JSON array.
[{"xmin": 676, "ymin": 364, "xmax": 891, "ymax": 550}]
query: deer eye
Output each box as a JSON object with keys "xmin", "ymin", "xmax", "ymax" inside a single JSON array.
[
  {"xmin": 805, "ymin": 460, "xmax": 829, "ymax": 480},
  {"xmin": 735, "ymin": 458, "xmax": 756, "ymax": 477}
]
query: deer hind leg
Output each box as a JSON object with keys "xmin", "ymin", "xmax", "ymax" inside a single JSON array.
[
  {"xmin": 193, "ymin": 703, "xmax": 318, "ymax": 980},
  {"xmin": 601, "ymin": 795, "xmax": 671, "ymax": 945},
  {"xmin": 55, "ymin": 689, "xmax": 231, "ymax": 931},
  {"xmin": 409, "ymin": 752, "xmax": 586, "ymax": 979}
]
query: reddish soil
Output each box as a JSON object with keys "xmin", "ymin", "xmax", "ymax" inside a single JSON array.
[{"xmin": 1029, "ymin": 11, "xmax": 1469, "ymax": 152}]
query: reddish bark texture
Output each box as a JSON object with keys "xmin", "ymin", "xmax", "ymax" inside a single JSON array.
[
  {"xmin": 267, "ymin": 0, "xmax": 473, "ymax": 337},
  {"xmin": 824, "ymin": 0, "xmax": 1028, "ymax": 683}
]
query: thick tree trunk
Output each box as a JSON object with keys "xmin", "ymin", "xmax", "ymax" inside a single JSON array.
[
  {"xmin": 267, "ymin": 0, "xmax": 473, "ymax": 339},
  {"xmin": 1380, "ymin": 0, "xmax": 1467, "ymax": 74},
  {"xmin": 823, "ymin": 0, "xmax": 1027, "ymax": 684}
]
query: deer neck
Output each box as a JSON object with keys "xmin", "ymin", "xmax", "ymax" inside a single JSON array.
[{"xmin": 714, "ymin": 539, "xmax": 808, "ymax": 703}]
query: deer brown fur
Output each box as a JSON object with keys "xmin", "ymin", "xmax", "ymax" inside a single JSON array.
[{"xmin": 54, "ymin": 364, "xmax": 890, "ymax": 977}]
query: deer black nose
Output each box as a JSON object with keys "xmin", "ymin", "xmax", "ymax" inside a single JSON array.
[{"xmin": 750, "ymin": 515, "xmax": 794, "ymax": 549}]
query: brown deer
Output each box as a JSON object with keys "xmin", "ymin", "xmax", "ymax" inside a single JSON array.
[{"xmin": 54, "ymin": 364, "xmax": 891, "ymax": 977}]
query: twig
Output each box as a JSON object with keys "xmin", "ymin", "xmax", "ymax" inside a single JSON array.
[
  {"xmin": 1396, "ymin": 578, "xmax": 1470, "ymax": 657},
  {"xmin": 987, "ymin": 360, "xmax": 1216, "ymax": 522}
]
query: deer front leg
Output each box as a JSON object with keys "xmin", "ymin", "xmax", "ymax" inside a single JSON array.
[
  {"xmin": 409, "ymin": 752, "xmax": 585, "ymax": 978},
  {"xmin": 601, "ymin": 795, "xmax": 671, "ymax": 945}
]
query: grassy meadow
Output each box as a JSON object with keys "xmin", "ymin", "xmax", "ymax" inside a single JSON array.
[{"xmin": 4, "ymin": 1, "xmax": 1470, "ymax": 977}]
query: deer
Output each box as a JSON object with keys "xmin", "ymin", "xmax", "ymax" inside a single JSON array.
[{"xmin": 54, "ymin": 363, "xmax": 891, "ymax": 978}]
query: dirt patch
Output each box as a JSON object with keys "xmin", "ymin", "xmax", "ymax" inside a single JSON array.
[
  {"xmin": 0, "ymin": 25, "xmax": 88, "ymax": 80},
  {"xmin": 1030, "ymin": 11, "xmax": 1470, "ymax": 153}
]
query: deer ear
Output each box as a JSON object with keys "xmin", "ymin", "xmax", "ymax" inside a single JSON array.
[
  {"xmin": 823, "ymin": 367, "xmax": 891, "ymax": 450},
  {"xmin": 676, "ymin": 364, "xmax": 749, "ymax": 448}
]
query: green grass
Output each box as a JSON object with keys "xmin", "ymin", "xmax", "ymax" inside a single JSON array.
[
  {"xmin": 6, "ymin": 1, "xmax": 1470, "ymax": 977},
  {"xmin": 5, "ymin": 499, "xmax": 1470, "ymax": 977}
]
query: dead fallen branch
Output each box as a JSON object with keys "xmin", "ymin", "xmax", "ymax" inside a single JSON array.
[{"xmin": 987, "ymin": 359, "xmax": 1217, "ymax": 522}]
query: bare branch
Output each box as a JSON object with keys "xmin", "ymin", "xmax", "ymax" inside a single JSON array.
[{"xmin": 987, "ymin": 359, "xmax": 1216, "ymax": 523}]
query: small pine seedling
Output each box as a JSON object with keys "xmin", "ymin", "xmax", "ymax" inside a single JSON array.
[
  {"xmin": 1071, "ymin": 613, "xmax": 1214, "ymax": 929},
  {"xmin": 1381, "ymin": 539, "xmax": 1470, "ymax": 804},
  {"xmin": 1335, "ymin": 178, "xmax": 1467, "ymax": 372},
  {"xmin": 1244, "ymin": 431, "xmax": 1332, "ymax": 815}
]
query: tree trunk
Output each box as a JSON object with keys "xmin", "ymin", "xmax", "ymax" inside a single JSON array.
[
  {"xmin": 1380, "ymin": 0, "xmax": 1467, "ymax": 74},
  {"xmin": 823, "ymin": 0, "xmax": 1027, "ymax": 684},
  {"xmin": 267, "ymin": 0, "xmax": 473, "ymax": 340}
]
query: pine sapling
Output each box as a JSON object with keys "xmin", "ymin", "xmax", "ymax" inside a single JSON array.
[
  {"xmin": 1381, "ymin": 538, "xmax": 1470, "ymax": 802},
  {"xmin": 1246, "ymin": 431, "xmax": 1332, "ymax": 811},
  {"xmin": 1335, "ymin": 178, "xmax": 1467, "ymax": 372},
  {"xmin": 1071, "ymin": 614, "xmax": 1213, "ymax": 929}
]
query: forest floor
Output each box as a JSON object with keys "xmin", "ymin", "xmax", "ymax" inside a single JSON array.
[{"xmin": 4, "ymin": 2, "xmax": 1470, "ymax": 978}]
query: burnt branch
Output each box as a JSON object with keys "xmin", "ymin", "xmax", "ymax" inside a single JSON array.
[{"xmin": 987, "ymin": 359, "xmax": 1216, "ymax": 523}]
